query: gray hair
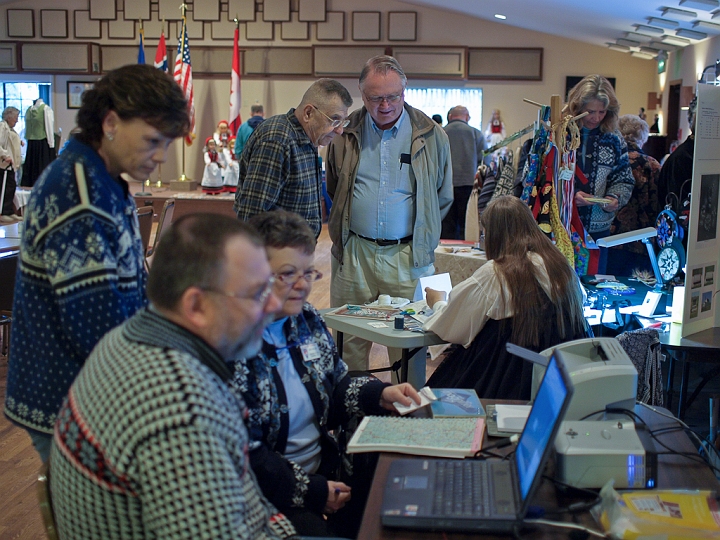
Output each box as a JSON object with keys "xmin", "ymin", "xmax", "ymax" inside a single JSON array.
[
  {"xmin": 619, "ymin": 114, "xmax": 650, "ymax": 146},
  {"xmin": 359, "ymin": 55, "xmax": 407, "ymax": 90},
  {"xmin": 250, "ymin": 104, "xmax": 263, "ymax": 115},
  {"xmin": 2, "ymin": 107, "xmax": 19, "ymax": 121},
  {"xmin": 299, "ymin": 78, "xmax": 353, "ymax": 109}
]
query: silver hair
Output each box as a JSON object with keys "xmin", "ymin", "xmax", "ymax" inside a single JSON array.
[
  {"xmin": 359, "ymin": 55, "xmax": 407, "ymax": 90},
  {"xmin": 618, "ymin": 114, "xmax": 649, "ymax": 146},
  {"xmin": 2, "ymin": 106, "xmax": 19, "ymax": 121}
]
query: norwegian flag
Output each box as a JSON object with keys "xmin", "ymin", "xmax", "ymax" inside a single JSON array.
[
  {"xmin": 154, "ymin": 30, "xmax": 167, "ymax": 72},
  {"xmin": 228, "ymin": 24, "xmax": 242, "ymax": 136},
  {"xmin": 174, "ymin": 18, "xmax": 195, "ymax": 145}
]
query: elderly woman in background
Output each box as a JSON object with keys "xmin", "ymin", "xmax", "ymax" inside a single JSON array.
[
  {"xmin": 567, "ymin": 74, "xmax": 635, "ymax": 274},
  {"xmin": 5, "ymin": 64, "xmax": 190, "ymax": 461},
  {"xmin": 606, "ymin": 114, "xmax": 661, "ymax": 277}
]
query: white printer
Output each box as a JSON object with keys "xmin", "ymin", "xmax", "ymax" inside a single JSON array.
[{"xmin": 531, "ymin": 337, "xmax": 638, "ymax": 421}]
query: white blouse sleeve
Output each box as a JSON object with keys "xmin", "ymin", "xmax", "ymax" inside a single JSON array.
[{"xmin": 423, "ymin": 261, "xmax": 504, "ymax": 348}]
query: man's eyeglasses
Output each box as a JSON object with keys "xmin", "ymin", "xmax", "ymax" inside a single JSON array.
[
  {"xmin": 311, "ymin": 105, "xmax": 350, "ymax": 129},
  {"xmin": 202, "ymin": 276, "xmax": 275, "ymax": 305},
  {"xmin": 275, "ymin": 269, "xmax": 323, "ymax": 286},
  {"xmin": 363, "ymin": 93, "xmax": 403, "ymax": 105}
]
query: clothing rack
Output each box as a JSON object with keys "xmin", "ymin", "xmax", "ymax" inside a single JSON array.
[{"xmin": 484, "ymin": 123, "xmax": 535, "ymax": 154}]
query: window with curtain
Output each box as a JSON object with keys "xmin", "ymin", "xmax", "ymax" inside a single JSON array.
[
  {"xmin": 404, "ymin": 88, "xmax": 483, "ymax": 130},
  {"xmin": 0, "ymin": 82, "xmax": 52, "ymax": 144}
]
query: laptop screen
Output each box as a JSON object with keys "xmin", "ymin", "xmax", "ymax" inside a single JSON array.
[{"xmin": 514, "ymin": 353, "xmax": 568, "ymax": 501}]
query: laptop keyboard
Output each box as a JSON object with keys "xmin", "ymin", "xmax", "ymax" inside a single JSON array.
[{"xmin": 432, "ymin": 460, "xmax": 491, "ymax": 517}]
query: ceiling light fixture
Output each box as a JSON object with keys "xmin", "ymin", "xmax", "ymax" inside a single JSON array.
[
  {"xmin": 494, "ymin": 14, "xmax": 506, "ymax": 20},
  {"xmin": 634, "ymin": 24, "xmax": 665, "ymax": 35},
  {"xmin": 625, "ymin": 31, "xmax": 655, "ymax": 42},
  {"xmin": 617, "ymin": 38, "xmax": 641, "ymax": 47},
  {"xmin": 693, "ymin": 20, "xmax": 720, "ymax": 31},
  {"xmin": 661, "ymin": 7, "xmax": 698, "ymax": 19},
  {"xmin": 679, "ymin": 0, "xmax": 719, "ymax": 10},
  {"xmin": 640, "ymin": 45, "xmax": 662, "ymax": 53},
  {"xmin": 676, "ymin": 27, "xmax": 708, "ymax": 39},
  {"xmin": 607, "ymin": 43, "xmax": 631, "ymax": 52},
  {"xmin": 647, "ymin": 17, "xmax": 679, "ymax": 28},
  {"xmin": 631, "ymin": 51, "xmax": 656, "ymax": 59},
  {"xmin": 660, "ymin": 34, "xmax": 691, "ymax": 45}
]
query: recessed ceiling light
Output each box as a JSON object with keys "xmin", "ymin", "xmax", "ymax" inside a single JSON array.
[
  {"xmin": 607, "ymin": 43, "xmax": 631, "ymax": 52},
  {"xmin": 693, "ymin": 20, "xmax": 720, "ymax": 31},
  {"xmin": 625, "ymin": 32, "xmax": 654, "ymax": 42},
  {"xmin": 494, "ymin": 14, "xmax": 506, "ymax": 20},
  {"xmin": 661, "ymin": 34, "xmax": 691, "ymax": 45},
  {"xmin": 679, "ymin": 0, "xmax": 719, "ymax": 10},
  {"xmin": 650, "ymin": 39, "xmax": 680, "ymax": 50},
  {"xmin": 617, "ymin": 38, "xmax": 641, "ymax": 47},
  {"xmin": 631, "ymin": 51, "xmax": 656, "ymax": 59},
  {"xmin": 634, "ymin": 24, "xmax": 665, "ymax": 35},
  {"xmin": 647, "ymin": 17, "xmax": 679, "ymax": 28},
  {"xmin": 640, "ymin": 45, "xmax": 662, "ymax": 53},
  {"xmin": 676, "ymin": 27, "xmax": 708, "ymax": 39},
  {"xmin": 661, "ymin": 7, "xmax": 698, "ymax": 19}
]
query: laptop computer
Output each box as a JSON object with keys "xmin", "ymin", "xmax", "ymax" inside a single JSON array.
[{"xmin": 380, "ymin": 350, "xmax": 574, "ymax": 533}]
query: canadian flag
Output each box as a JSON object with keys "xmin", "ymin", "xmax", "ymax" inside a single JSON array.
[{"xmin": 228, "ymin": 25, "xmax": 241, "ymax": 136}]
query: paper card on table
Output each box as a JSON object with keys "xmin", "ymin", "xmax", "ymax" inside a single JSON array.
[
  {"xmin": 393, "ymin": 387, "xmax": 436, "ymax": 415},
  {"xmin": 413, "ymin": 272, "xmax": 452, "ymax": 302},
  {"xmin": 494, "ymin": 404, "xmax": 531, "ymax": 432}
]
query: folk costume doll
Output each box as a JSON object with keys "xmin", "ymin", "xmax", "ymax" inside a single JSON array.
[
  {"xmin": 485, "ymin": 109, "xmax": 506, "ymax": 147},
  {"xmin": 214, "ymin": 120, "xmax": 230, "ymax": 149},
  {"xmin": 201, "ymin": 137, "xmax": 225, "ymax": 194},
  {"xmin": 223, "ymin": 136, "xmax": 239, "ymax": 193}
]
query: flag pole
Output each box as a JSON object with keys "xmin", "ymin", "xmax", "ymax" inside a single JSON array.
[{"xmin": 171, "ymin": 3, "xmax": 197, "ymax": 190}]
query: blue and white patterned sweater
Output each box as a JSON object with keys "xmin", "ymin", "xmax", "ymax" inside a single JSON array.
[
  {"xmin": 5, "ymin": 137, "xmax": 147, "ymax": 434},
  {"xmin": 576, "ymin": 127, "xmax": 635, "ymax": 234}
]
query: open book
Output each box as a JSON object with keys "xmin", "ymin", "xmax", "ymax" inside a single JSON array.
[{"xmin": 347, "ymin": 416, "xmax": 485, "ymax": 459}]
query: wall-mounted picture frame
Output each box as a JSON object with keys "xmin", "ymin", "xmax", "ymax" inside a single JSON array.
[
  {"xmin": 298, "ymin": 0, "xmax": 325, "ymax": 22},
  {"xmin": 75, "ymin": 10, "xmax": 102, "ymax": 39},
  {"xmin": 317, "ymin": 11, "xmax": 343, "ymax": 41},
  {"xmin": 41, "ymin": 9, "xmax": 69, "ymax": 39},
  {"xmin": 67, "ymin": 81, "xmax": 95, "ymax": 109},
  {"xmin": 352, "ymin": 11, "xmax": 380, "ymax": 41},
  {"xmin": 388, "ymin": 11, "xmax": 416, "ymax": 41},
  {"xmin": 281, "ymin": 12, "xmax": 309, "ymax": 40},
  {"xmin": 7, "ymin": 9, "xmax": 35, "ymax": 38}
]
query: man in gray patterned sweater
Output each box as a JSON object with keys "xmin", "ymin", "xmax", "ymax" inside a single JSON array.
[{"xmin": 49, "ymin": 214, "xmax": 297, "ymax": 539}]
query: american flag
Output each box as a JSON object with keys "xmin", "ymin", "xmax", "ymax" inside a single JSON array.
[{"xmin": 174, "ymin": 18, "xmax": 195, "ymax": 145}]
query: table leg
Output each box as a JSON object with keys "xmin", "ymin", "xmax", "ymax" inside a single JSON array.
[
  {"xmin": 336, "ymin": 331, "xmax": 344, "ymax": 357},
  {"xmin": 665, "ymin": 353, "xmax": 675, "ymax": 412},
  {"xmin": 678, "ymin": 357, "xmax": 690, "ymax": 421},
  {"xmin": 398, "ymin": 347, "xmax": 428, "ymax": 388}
]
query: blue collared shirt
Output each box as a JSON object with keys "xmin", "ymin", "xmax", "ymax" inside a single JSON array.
[{"xmin": 350, "ymin": 108, "xmax": 414, "ymax": 239}]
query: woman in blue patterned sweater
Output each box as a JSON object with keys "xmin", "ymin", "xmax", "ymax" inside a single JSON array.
[
  {"xmin": 4, "ymin": 64, "xmax": 190, "ymax": 461},
  {"xmin": 233, "ymin": 209, "xmax": 420, "ymax": 538},
  {"xmin": 567, "ymin": 74, "xmax": 635, "ymax": 274}
]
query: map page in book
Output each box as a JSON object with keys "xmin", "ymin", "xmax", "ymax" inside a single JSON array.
[
  {"xmin": 331, "ymin": 305, "xmax": 401, "ymax": 319},
  {"xmin": 347, "ymin": 416, "xmax": 485, "ymax": 459}
]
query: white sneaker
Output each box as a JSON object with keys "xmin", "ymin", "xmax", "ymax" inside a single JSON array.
[{"xmin": 0, "ymin": 215, "xmax": 15, "ymax": 224}]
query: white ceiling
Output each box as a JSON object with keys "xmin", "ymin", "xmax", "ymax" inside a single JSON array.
[{"xmin": 398, "ymin": 0, "xmax": 720, "ymax": 51}]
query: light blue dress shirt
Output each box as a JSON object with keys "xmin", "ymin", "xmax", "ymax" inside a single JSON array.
[{"xmin": 350, "ymin": 108, "xmax": 414, "ymax": 239}]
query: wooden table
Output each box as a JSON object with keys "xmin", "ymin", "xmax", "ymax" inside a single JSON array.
[
  {"xmin": 358, "ymin": 402, "xmax": 720, "ymax": 539},
  {"xmin": 134, "ymin": 191, "xmax": 236, "ymax": 222}
]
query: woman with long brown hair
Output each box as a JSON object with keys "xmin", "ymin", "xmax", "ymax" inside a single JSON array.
[{"xmin": 424, "ymin": 195, "xmax": 590, "ymax": 399}]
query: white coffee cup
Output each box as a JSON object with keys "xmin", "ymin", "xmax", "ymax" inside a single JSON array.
[{"xmin": 378, "ymin": 294, "xmax": 392, "ymax": 306}]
